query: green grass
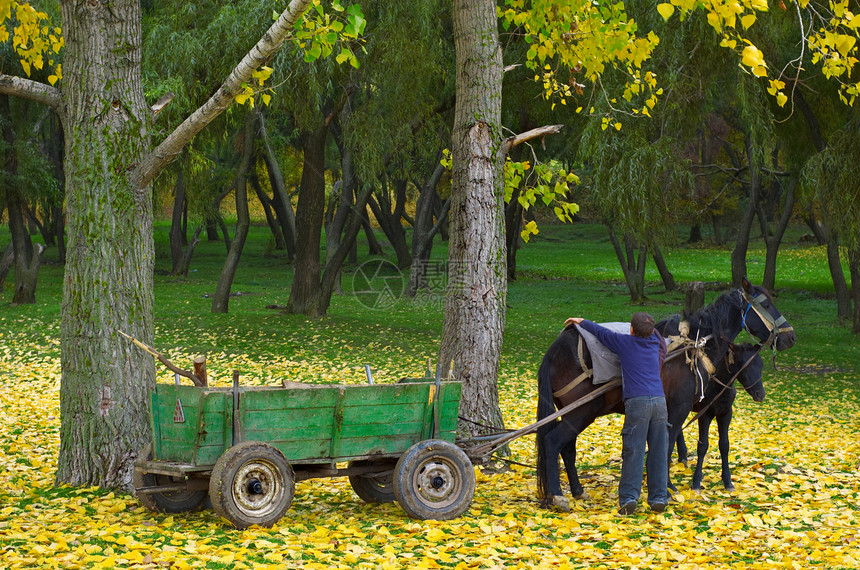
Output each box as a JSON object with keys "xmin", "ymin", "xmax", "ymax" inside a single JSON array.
[{"xmin": 1, "ymin": 220, "xmax": 857, "ymax": 379}]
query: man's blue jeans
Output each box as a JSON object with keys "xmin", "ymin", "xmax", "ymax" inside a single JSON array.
[{"xmin": 620, "ymin": 396, "xmax": 669, "ymax": 507}]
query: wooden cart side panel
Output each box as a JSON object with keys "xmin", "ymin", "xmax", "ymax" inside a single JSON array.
[
  {"xmin": 193, "ymin": 391, "xmax": 231, "ymax": 466},
  {"xmin": 152, "ymin": 385, "xmax": 229, "ymax": 465},
  {"xmin": 237, "ymin": 382, "xmax": 462, "ymax": 463}
]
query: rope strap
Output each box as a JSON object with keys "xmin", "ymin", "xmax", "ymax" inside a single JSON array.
[{"xmin": 553, "ymin": 333, "xmax": 593, "ymax": 398}]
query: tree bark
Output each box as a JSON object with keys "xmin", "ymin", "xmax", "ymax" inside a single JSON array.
[
  {"xmin": 260, "ymin": 112, "xmax": 297, "ymax": 260},
  {"xmin": 367, "ymin": 178, "xmax": 412, "ymax": 269},
  {"xmin": 758, "ymin": 176, "xmax": 796, "ymax": 292},
  {"xmin": 168, "ymin": 166, "xmax": 188, "ymax": 274},
  {"xmin": 287, "ymin": 122, "xmax": 328, "ymax": 315},
  {"xmin": 406, "ymin": 161, "xmax": 447, "ymax": 296},
  {"xmin": 211, "ymin": 114, "xmax": 255, "ymax": 313},
  {"xmin": 608, "ymin": 226, "xmax": 645, "ymax": 302},
  {"xmin": 55, "ymin": 1, "xmax": 155, "ymax": 490},
  {"xmin": 730, "ymin": 136, "xmax": 758, "ymax": 287},
  {"xmin": 251, "ymin": 172, "xmax": 287, "ymax": 251},
  {"xmin": 652, "ymin": 242, "xmax": 676, "ymax": 292},
  {"xmin": 826, "ymin": 230, "xmax": 852, "ymax": 321},
  {"xmin": 849, "ymin": 246, "xmax": 860, "ymax": 333},
  {"xmin": 0, "ymin": 242, "xmax": 13, "ymax": 291},
  {"xmin": 439, "ymin": 0, "xmax": 506, "ymax": 438}
]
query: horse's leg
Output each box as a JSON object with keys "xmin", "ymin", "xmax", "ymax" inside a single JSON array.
[
  {"xmin": 559, "ymin": 413, "xmax": 599, "ymax": 501},
  {"xmin": 716, "ymin": 409, "xmax": 735, "ymax": 491},
  {"xmin": 676, "ymin": 431, "xmax": 689, "ymax": 467},
  {"xmin": 692, "ymin": 415, "xmax": 713, "ymax": 491},
  {"xmin": 542, "ymin": 420, "xmax": 579, "ymax": 510},
  {"xmin": 664, "ymin": 405, "xmax": 689, "ymax": 493}
]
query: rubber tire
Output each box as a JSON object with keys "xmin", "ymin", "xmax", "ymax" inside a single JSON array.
[
  {"xmin": 133, "ymin": 444, "xmax": 207, "ymax": 513},
  {"xmin": 393, "ymin": 439, "xmax": 475, "ymax": 520},
  {"xmin": 209, "ymin": 441, "xmax": 294, "ymax": 529},
  {"xmin": 348, "ymin": 459, "xmax": 397, "ymax": 503}
]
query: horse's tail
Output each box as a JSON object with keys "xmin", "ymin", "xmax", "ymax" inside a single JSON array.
[{"xmin": 535, "ymin": 351, "xmax": 557, "ymax": 503}]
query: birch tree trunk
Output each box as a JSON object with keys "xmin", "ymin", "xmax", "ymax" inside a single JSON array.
[
  {"xmin": 439, "ymin": 0, "xmax": 506, "ymax": 437},
  {"xmin": 56, "ymin": 0, "xmax": 155, "ymax": 489}
]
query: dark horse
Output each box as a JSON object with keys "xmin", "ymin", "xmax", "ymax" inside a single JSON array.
[
  {"xmin": 674, "ymin": 342, "xmax": 765, "ymax": 492},
  {"xmin": 535, "ymin": 278, "xmax": 795, "ymax": 509}
]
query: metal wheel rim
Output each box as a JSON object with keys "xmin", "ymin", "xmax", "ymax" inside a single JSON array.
[
  {"xmin": 411, "ymin": 457, "xmax": 462, "ymax": 509},
  {"xmin": 365, "ymin": 471, "xmax": 393, "ymax": 492},
  {"xmin": 230, "ymin": 458, "xmax": 285, "ymax": 518},
  {"xmin": 154, "ymin": 474, "xmax": 199, "ymax": 502}
]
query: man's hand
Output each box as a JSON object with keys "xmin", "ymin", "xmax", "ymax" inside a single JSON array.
[{"xmin": 563, "ymin": 317, "xmax": 583, "ymax": 328}]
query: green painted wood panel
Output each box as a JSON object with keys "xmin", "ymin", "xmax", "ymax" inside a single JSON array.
[{"xmin": 148, "ymin": 380, "xmax": 462, "ymax": 468}]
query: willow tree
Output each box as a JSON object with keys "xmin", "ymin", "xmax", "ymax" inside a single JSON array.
[{"xmin": 0, "ymin": 0, "xmax": 360, "ymax": 489}]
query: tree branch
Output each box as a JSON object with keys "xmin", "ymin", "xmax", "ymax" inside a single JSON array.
[
  {"xmin": 132, "ymin": 0, "xmax": 314, "ymax": 189},
  {"xmin": 0, "ymin": 75, "xmax": 61, "ymax": 111},
  {"xmin": 499, "ymin": 124, "xmax": 563, "ymax": 157}
]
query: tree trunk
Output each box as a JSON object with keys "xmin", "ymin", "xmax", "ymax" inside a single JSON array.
[
  {"xmin": 439, "ymin": 0, "xmax": 506, "ymax": 438},
  {"xmin": 688, "ymin": 223, "xmax": 702, "ymax": 243},
  {"xmin": 608, "ymin": 226, "xmax": 645, "ymax": 302},
  {"xmin": 326, "ymin": 114, "xmax": 358, "ymax": 295},
  {"xmin": 1, "ymin": 94, "xmax": 43, "ymax": 304},
  {"xmin": 731, "ymin": 136, "xmax": 758, "ymax": 287},
  {"xmin": 260, "ymin": 112, "xmax": 297, "ymax": 260},
  {"xmin": 367, "ymin": 178, "xmax": 412, "ymax": 269},
  {"xmin": 0, "ymin": 242, "xmax": 13, "ymax": 291},
  {"xmin": 759, "ymin": 176, "xmax": 796, "ymax": 292},
  {"xmin": 652, "ymin": 242, "xmax": 676, "ymax": 292},
  {"xmin": 212, "ymin": 114, "xmax": 255, "ymax": 313},
  {"xmin": 251, "ymin": 172, "xmax": 287, "ymax": 251},
  {"xmin": 849, "ymin": 246, "xmax": 860, "ymax": 334},
  {"xmin": 826, "ymin": 230, "xmax": 852, "ymax": 322},
  {"xmin": 360, "ymin": 206, "xmax": 383, "ymax": 255},
  {"xmin": 56, "ymin": 1, "xmax": 155, "ymax": 490},
  {"xmin": 406, "ymin": 162, "xmax": 446, "ymax": 297},
  {"xmin": 505, "ymin": 110, "xmax": 529, "ymax": 281},
  {"xmin": 287, "ymin": 122, "xmax": 328, "ymax": 315},
  {"xmin": 168, "ymin": 166, "xmax": 188, "ymax": 274}
]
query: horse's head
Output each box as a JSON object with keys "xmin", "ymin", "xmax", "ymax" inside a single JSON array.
[
  {"xmin": 739, "ymin": 277, "xmax": 796, "ymax": 351},
  {"xmin": 729, "ymin": 342, "xmax": 765, "ymax": 402}
]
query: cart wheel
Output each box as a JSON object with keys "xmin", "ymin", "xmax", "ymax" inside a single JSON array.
[
  {"xmin": 393, "ymin": 440, "xmax": 475, "ymax": 520},
  {"xmin": 348, "ymin": 460, "xmax": 397, "ymax": 503},
  {"xmin": 209, "ymin": 441, "xmax": 294, "ymax": 529},
  {"xmin": 133, "ymin": 444, "xmax": 207, "ymax": 513}
]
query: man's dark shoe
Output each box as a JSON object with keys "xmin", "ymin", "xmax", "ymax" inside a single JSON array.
[
  {"xmin": 617, "ymin": 501, "xmax": 637, "ymax": 515},
  {"xmin": 650, "ymin": 502, "xmax": 667, "ymax": 513}
]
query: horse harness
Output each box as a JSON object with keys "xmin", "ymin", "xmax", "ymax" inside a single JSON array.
[{"xmin": 740, "ymin": 289, "xmax": 794, "ymax": 350}]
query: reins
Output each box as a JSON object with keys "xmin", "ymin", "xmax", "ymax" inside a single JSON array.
[{"xmin": 681, "ymin": 343, "xmax": 763, "ymax": 431}]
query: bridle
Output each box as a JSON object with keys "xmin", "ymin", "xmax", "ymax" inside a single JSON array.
[{"xmin": 739, "ymin": 289, "xmax": 794, "ymax": 350}]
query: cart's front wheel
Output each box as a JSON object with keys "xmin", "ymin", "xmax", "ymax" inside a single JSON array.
[
  {"xmin": 133, "ymin": 444, "xmax": 206, "ymax": 513},
  {"xmin": 209, "ymin": 441, "xmax": 294, "ymax": 529},
  {"xmin": 393, "ymin": 440, "xmax": 475, "ymax": 520},
  {"xmin": 348, "ymin": 460, "xmax": 397, "ymax": 503}
]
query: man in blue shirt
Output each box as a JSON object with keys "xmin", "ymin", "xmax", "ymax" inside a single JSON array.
[{"xmin": 564, "ymin": 312, "xmax": 669, "ymax": 514}]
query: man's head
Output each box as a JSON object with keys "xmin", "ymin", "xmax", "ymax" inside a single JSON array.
[{"xmin": 631, "ymin": 312, "xmax": 655, "ymax": 338}]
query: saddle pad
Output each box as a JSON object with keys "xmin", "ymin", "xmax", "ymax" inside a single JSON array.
[
  {"xmin": 574, "ymin": 322, "xmax": 625, "ymax": 384},
  {"xmin": 576, "ymin": 322, "xmax": 670, "ymax": 385}
]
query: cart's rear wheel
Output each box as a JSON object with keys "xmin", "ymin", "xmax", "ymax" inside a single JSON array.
[
  {"xmin": 348, "ymin": 459, "xmax": 397, "ymax": 503},
  {"xmin": 133, "ymin": 444, "xmax": 206, "ymax": 513},
  {"xmin": 393, "ymin": 440, "xmax": 475, "ymax": 520},
  {"xmin": 209, "ymin": 441, "xmax": 294, "ymax": 529}
]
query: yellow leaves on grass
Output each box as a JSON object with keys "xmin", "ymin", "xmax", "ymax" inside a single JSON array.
[{"xmin": 0, "ymin": 321, "xmax": 859, "ymax": 569}]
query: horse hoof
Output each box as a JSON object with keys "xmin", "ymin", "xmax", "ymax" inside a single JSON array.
[
  {"xmin": 573, "ymin": 491, "xmax": 591, "ymax": 501},
  {"xmin": 551, "ymin": 495, "xmax": 570, "ymax": 512}
]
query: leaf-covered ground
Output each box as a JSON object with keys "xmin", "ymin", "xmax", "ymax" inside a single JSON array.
[{"xmin": 1, "ymin": 321, "xmax": 858, "ymax": 569}]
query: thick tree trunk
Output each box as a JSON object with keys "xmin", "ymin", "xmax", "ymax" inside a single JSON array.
[
  {"xmin": 826, "ymin": 230, "xmax": 852, "ymax": 321},
  {"xmin": 56, "ymin": 1, "xmax": 155, "ymax": 490},
  {"xmin": 439, "ymin": 0, "xmax": 506, "ymax": 438},
  {"xmin": 212, "ymin": 114, "xmax": 255, "ymax": 313},
  {"xmin": 731, "ymin": 137, "xmax": 758, "ymax": 287},
  {"xmin": 287, "ymin": 122, "xmax": 328, "ymax": 315},
  {"xmin": 361, "ymin": 207, "xmax": 383, "ymax": 255}
]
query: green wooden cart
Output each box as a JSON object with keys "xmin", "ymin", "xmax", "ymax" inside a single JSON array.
[{"xmin": 133, "ymin": 371, "xmax": 472, "ymax": 529}]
